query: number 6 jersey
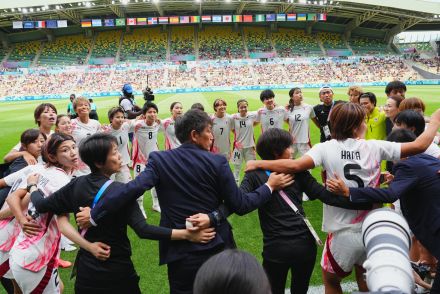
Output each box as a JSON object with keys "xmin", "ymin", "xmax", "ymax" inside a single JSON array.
[{"xmin": 306, "ymin": 138, "xmax": 401, "ymax": 233}]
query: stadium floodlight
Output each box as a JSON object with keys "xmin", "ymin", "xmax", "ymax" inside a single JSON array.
[
  {"xmin": 225, "ymin": 0, "xmax": 232, "ymax": 2},
  {"xmin": 152, "ymin": 0, "xmax": 159, "ymax": 3},
  {"xmin": 261, "ymin": 0, "xmax": 267, "ymax": 3},
  {"xmin": 121, "ymin": 0, "xmax": 130, "ymax": 4},
  {"xmin": 22, "ymin": 8, "xmax": 28, "ymax": 13},
  {"xmin": 85, "ymin": 2, "xmax": 91, "ymax": 7}
]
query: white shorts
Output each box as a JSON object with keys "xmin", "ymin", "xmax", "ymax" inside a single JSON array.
[
  {"xmin": 231, "ymin": 147, "xmax": 256, "ymax": 165},
  {"xmin": 291, "ymin": 143, "xmax": 311, "ymax": 158},
  {"xmin": 321, "ymin": 228, "xmax": 366, "ymax": 277},
  {"xmin": 133, "ymin": 163, "xmax": 145, "ymax": 178},
  {"xmin": 111, "ymin": 165, "xmax": 132, "ymax": 183},
  {"xmin": 10, "ymin": 255, "xmax": 61, "ymax": 294}
]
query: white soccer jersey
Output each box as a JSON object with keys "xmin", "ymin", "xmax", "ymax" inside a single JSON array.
[
  {"xmin": 306, "ymin": 138, "xmax": 401, "ymax": 233},
  {"xmin": 211, "ymin": 114, "xmax": 233, "ymax": 157},
  {"xmin": 287, "ymin": 104, "xmax": 316, "ymax": 144},
  {"xmin": 132, "ymin": 121, "xmax": 161, "ymax": 165},
  {"xmin": 10, "ymin": 166, "xmax": 71, "ymax": 272},
  {"xmin": 0, "ymin": 165, "xmax": 45, "ymax": 270},
  {"xmin": 162, "ymin": 118, "xmax": 181, "ymax": 150},
  {"xmin": 424, "ymin": 143, "xmax": 440, "ymax": 158},
  {"xmin": 232, "ymin": 112, "xmax": 258, "ymax": 149},
  {"xmin": 107, "ymin": 121, "xmax": 136, "ymax": 165},
  {"xmin": 71, "ymin": 118, "xmax": 101, "ymax": 176},
  {"xmin": 257, "ymin": 106, "xmax": 287, "ymax": 133}
]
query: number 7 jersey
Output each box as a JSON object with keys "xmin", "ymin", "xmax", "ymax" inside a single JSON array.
[{"xmin": 306, "ymin": 138, "xmax": 401, "ymax": 232}]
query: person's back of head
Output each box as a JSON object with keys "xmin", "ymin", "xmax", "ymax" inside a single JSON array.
[
  {"xmin": 387, "ymin": 128, "xmax": 416, "ymax": 143},
  {"xmin": 193, "ymin": 249, "xmax": 271, "ymax": 294},
  {"xmin": 175, "ymin": 109, "xmax": 212, "ymax": 144},
  {"xmin": 393, "ymin": 110, "xmax": 425, "ymax": 137},
  {"xmin": 191, "ymin": 103, "xmax": 205, "ymax": 112}
]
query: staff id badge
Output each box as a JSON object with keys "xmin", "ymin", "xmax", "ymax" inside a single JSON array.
[{"xmin": 323, "ymin": 125, "xmax": 331, "ymax": 138}]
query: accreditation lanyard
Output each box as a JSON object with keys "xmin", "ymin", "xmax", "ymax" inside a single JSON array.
[
  {"xmin": 80, "ymin": 179, "xmax": 113, "ymax": 237},
  {"xmin": 265, "ymin": 171, "xmax": 323, "ymax": 246}
]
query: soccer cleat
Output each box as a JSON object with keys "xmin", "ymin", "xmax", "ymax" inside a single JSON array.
[{"xmin": 61, "ymin": 243, "xmax": 77, "ymax": 252}]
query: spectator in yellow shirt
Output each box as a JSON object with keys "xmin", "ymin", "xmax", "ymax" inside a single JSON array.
[{"xmin": 359, "ymin": 92, "xmax": 386, "ymax": 140}]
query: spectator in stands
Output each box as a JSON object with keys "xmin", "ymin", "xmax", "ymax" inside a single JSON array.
[
  {"xmin": 359, "ymin": 92, "xmax": 386, "ymax": 140},
  {"xmin": 385, "ymin": 80, "xmax": 407, "ymax": 99},
  {"xmin": 347, "ymin": 86, "xmax": 363, "ymax": 103},
  {"xmin": 193, "ymin": 249, "xmax": 271, "ymax": 294}
]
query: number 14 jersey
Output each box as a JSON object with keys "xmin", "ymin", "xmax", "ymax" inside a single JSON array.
[{"xmin": 306, "ymin": 138, "xmax": 401, "ymax": 233}]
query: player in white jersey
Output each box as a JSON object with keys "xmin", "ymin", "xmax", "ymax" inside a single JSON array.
[
  {"xmin": 286, "ymin": 87, "xmax": 316, "ymax": 158},
  {"xmin": 55, "ymin": 114, "xmax": 72, "ymax": 136},
  {"xmin": 247, "ymin": 103, "xmax": 440, "ymax": 293},
  {"xmin": 4, "ymin": 103, "xmax": 57, "ymax": 165},
  {"xmin": 231, "ymin": 99, "xmax": 258, "ymax": 183},
  {"xmin": 6, "ymin": 134, "xmax": 78, "ymax": 294},
  {"xmin": 132, "ymin": 102, "xmax": 162, "ymax": 214},
  {"xmin": 0, "ymin": 164, "xmax": 45, "ymax": 283},
  {"xmin": 257, "ymin": 89, "xmax": 287, "ymax": 133},
  {"xmin": 162, "ymin": 102, "xmax": 183, "ymax": 150},
  {"xmin": 71, "ymin": 97, "xmax": 102, "ymax": 176},
  {"xmin": 211, "ymin": 99, "xmax": 233, "ymax": 160},
  {"xmin": 106, "ymin": 107, "xmax": 136, "ymax": 183}
]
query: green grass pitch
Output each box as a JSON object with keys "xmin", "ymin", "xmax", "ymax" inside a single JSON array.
[{"xmin": 1, "ymin": 85, "xmax": 439, "ymax": 293}]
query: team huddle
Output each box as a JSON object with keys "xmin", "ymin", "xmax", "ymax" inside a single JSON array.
[{"xmin": 0, "ymin": 80, "xmax": 439, "ymax": 294}]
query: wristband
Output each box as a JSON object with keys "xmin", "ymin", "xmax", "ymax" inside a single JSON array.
[{"xmin": 26, "ymin": 184, "xmax": 37, "ymax": 193}]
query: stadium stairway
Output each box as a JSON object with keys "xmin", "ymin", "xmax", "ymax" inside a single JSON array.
[
  {"xmin": 84, "ymin": 34, "xmax": 96, "ymax": 65},
  {"xmin": 195, "ymin": 27, "xmax": 199, "ymax": 61},
  {"xmin": 240, "ymin": 27, "xmax": 250, "ymax": 58},
  {"xmin": 317, "ymin": 39, "xmax": 326, "ymax": 55},
  {"xmin": 167, "ymin": 29, "xmax": 171, "ymax": 61},
  {"xmin": 31, "ymin": 41, "xmax": 44, "ymax": 67},
  {"xmin": 345, "ymin": 39, "xmax": 355, "ymax": 55},
  {"xmin": 115, "ymin": 31, "xmax": 124, "ymax": 63},
  {"xmin": 0, "ymin": 47, "xmax": 12, "ymax": 63}
]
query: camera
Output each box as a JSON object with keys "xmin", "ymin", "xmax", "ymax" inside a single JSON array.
[
  {"xmin": 142, "ymin": 87, "xmax": 155, "ymax": 101},
  {"xmin": 361, "ymin": 208, "xmax": 414, "ymax": 293}
]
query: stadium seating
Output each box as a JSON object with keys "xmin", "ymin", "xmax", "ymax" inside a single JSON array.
[
  {"xmin": 397, "ymin": 42, "xmax": 433, "ymax": 52},
  {"xmin": 120, "ymin": 28, "xmax": 167, "ymax": 62},
  {"xmin": 272, "ymin": 28, "xmax": 322, "ymax": 57},
  {"xmin": 317, "ymin": 32, "xmax": 348, "ymax": 50},
  {"xmin": 349, "ymin": 37, "xmax": 391, "ymax": 55},
  {"xmin": 0, "ymin": 47, "xmax": 9, "ymax": 62},
  {"xmin": 8, "ymin": 41, "xmax": 41, "ymax": 62},
  {"xmin": 38, "ymin": 35, "xmax": 91, "ymax": 66},
  {"xmin": 198, "ymin": 26, "xmax": 245, "ymax": 60},
  {"xmin": 243, "ymin": 27, "xmax": 273, "ymax": 53},
  {"xmin": 170, "ymin": 26, "xmax": 194, "ymax": 55},
  {"xmin": 92, "ymin": 30, "xmax": 121, "ymax": 58}
]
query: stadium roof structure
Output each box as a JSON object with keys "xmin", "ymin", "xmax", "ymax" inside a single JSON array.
[{"xmin": 0, "ymin": 0, "xmax": 439, "ymax": 43}]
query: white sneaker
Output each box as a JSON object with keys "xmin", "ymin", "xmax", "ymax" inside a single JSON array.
[
  {"xmin": 61, "ymin": 243, "xmax": 77, "ymax": 252},
  {"xmin": 152, "ymin": 205, "xmax": 161, "ymax": 213}
]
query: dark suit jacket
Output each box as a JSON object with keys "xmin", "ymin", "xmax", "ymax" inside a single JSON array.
[
  {"xmin": 91, "ymin": 143, "xmax": 272, "ymax": 264},
  {"xmin": 349, "ymin": 154, "xmax": 440, "ymax": 259}
]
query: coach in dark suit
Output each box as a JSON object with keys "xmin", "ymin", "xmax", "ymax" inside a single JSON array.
[
  {"xmin": 83, "ymin": 109, "xmax": 293, "ymax": 294},
  {"xmin": 327, "ymin": 129, "xmax": 440, "ymax": 293}
]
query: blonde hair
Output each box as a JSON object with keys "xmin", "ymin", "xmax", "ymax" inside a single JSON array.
[{"xmin": 73, "ymin": 96, "xmax": 90, "ymax": 111}]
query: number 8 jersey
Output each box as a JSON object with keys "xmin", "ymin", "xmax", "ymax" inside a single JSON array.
[{"xmin": 306, "ymin": 138, "xmax": 401, "ymax": 233}]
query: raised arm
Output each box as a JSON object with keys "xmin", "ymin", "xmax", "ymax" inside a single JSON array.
[
  {"xmin": 246, "ymin": 155, "xmax": 315, "ymax": 174},
  {"xmin": 217, "ymin": 158, "xmax": 293, "ymax": 216},
  {"xmin": 297, "ymin": 171, "xmax": 372, "ymax": 210},
  {"xmin": 90, "ymin": 157, "xmax": 159, "ymax": 225},
  {"xmin": 4, "ymin": 150, "xmax": 37, "ymax": 165},
  {"xmin": 401, "ymin": 108, "xmax": 440, "ymax": 157}
]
